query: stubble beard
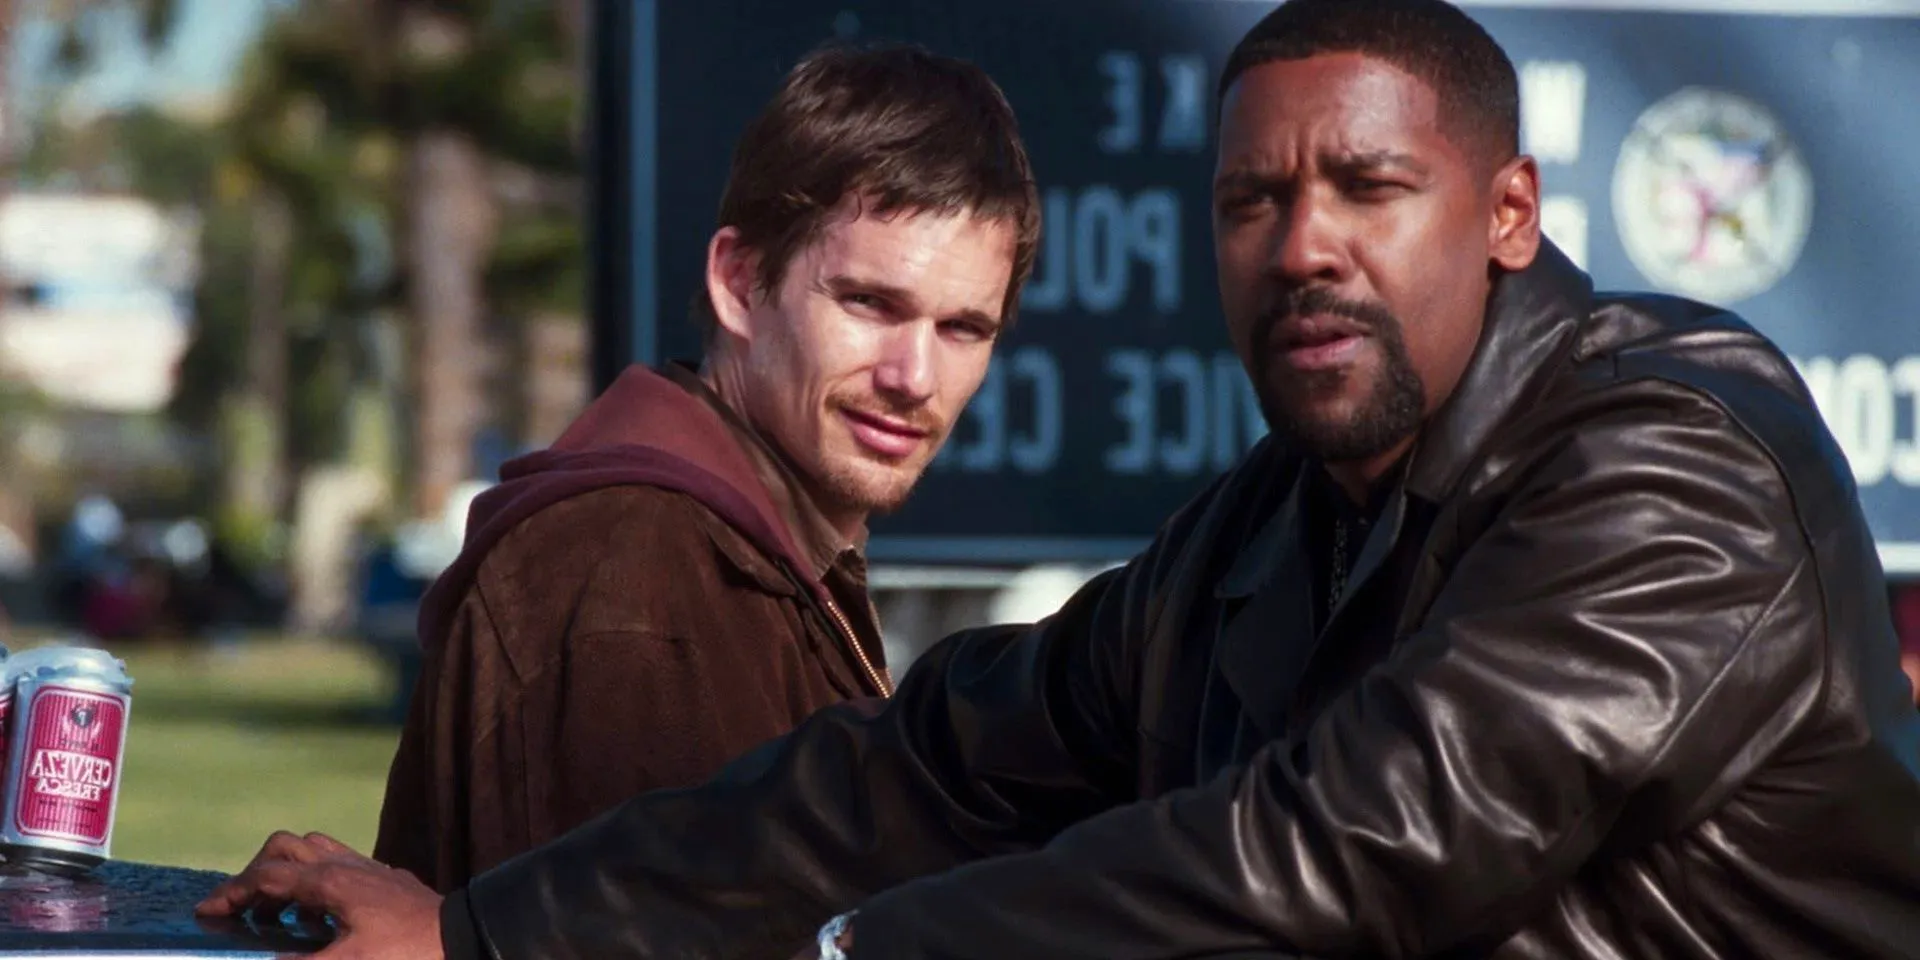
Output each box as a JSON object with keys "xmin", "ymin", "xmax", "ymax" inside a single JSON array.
[
  {"xmin": 820, "ymin": 450, "xmax": 927, "ymax": 517},
  {"xmin": 1253, "ymin": 298, "xmax": 1428, "ymax": 464},
  {"xmin": 821, "ymin": 386, "xmax": 944, "ymax": 516}
]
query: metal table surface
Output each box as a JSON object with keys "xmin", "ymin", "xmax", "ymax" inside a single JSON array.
[{"xmin": 0, "ymin": 861, "xmax": 332, "ymax": 957}]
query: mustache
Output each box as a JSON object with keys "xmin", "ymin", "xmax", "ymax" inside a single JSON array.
[
  {"xmin": 1258, "ymin": 287, "xmax": 1401, "ymax": 339},
  {"xmin": 835, "ymin": 394, "xmax": 943, "ymax": 436}
]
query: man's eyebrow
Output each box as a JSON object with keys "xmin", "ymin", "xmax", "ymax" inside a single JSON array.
[
  {"xmin": 1213, "ymin": 169, "xmax": 1276, "ymax": 194},
  {"xmin": 1214, "ymin": 149, "xmax": 1432, "ymax": 191},
  {"xmin": 1328, "ymin": 149, "xmax": 1431, "ymax": 175},
  {"xmin": 822, "ymin": 274, "xmax": 918, "ymax": 308},
  {"xmin": 822, "ymin": 274, "xmax": 1003, "ymax": 330}
]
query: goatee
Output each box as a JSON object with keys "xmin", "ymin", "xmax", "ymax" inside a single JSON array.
[{"xmin": 1251, "ymin": 287, "xmax": 1426, "ymax": 463}]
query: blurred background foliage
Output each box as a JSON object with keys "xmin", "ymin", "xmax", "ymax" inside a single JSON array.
[{"xmin": 0, "ymin": 0, "xmax": 591, "ymax": 867}]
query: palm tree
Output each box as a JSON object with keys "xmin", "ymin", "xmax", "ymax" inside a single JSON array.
[
  {"xmin": 207, "ymin": 0, "xmax": 583, "ymax": 522},
  {"xmin": 0, "ymin": 0, "xmax": 185, "ymax": 555}
]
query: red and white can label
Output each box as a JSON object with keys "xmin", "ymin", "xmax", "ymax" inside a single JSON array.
[
  {"xmin": 0, "ymin": 691, "xmax": 13, "ymax": 785},
  {"xmin": 11, "ymin": 687, "xmax": 124, "ymax": 846}
]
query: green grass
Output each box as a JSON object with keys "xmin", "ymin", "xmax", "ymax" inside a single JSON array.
[{"xmin": 25, "ymin": 637, "xmax": 405, "ymax": 874}]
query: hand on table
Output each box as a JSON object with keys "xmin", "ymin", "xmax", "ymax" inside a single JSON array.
[{"xmin": 195, "ymin": 830, "xmax": 444, "ymax": 960}]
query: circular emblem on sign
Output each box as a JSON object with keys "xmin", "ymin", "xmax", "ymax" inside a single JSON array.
[
  {"xmin": 68, "ymin": 704, "xmax": 95, "ymax": 730},
  {"xmin": 1611, "ymin": 87, "xmax": 1814, "ymax": 304}
]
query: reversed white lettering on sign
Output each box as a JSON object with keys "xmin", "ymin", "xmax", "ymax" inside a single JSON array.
[
  {"xmin": 1793, "ymin": 354, "xmax": 1920, "ymax": 487},
  {"xmin": 1521, "ymin": 60, "xmax": 1588, "ymax": 165},
  {"xmin": 1022, "ymin": 186, "xmax": 1181, "ymax": 316}
]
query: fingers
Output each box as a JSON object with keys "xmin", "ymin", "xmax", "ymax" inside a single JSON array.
[
  {"xmin": 197, "ymin": 860, "xmax": 304, "ymax": 918},
  {"xmin": 244, "ymin": 828, "xmax": 329, "ymax": 913},
  {"xmin": 227, "ymin": 860, "xmax": 443, "ymax": 960},
  {"xmin": 201, "ymin": 832, "xmax": 306, "ymax": 919},
  {"xmin": 295, "ymin": 833, "xmax": 380, "ymax": 929},
  {"xmin": 198, "ymin": 831, "xmax": 374, "ymax": 919},
  {"xmin": 255, "ymin": 830, "xmax": 329, "ymax": 868},
  {"xmin": 302, "ymin": 832, "xmax": 359, "ymax": 859}
]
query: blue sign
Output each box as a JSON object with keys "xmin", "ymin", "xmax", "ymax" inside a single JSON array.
[{"xmin": 617, "ymin": 0, "xmax": 1920, "ymax": 570}]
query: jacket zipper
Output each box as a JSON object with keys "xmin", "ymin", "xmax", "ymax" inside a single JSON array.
[{"xmin": 821, "ymin": 595, "xmax": 892, "ymax": 697}]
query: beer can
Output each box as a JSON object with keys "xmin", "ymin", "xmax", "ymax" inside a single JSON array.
[
  {"xmin": 0, "ymin": 646, "xmax": 133, "ymax": 874},
  {"xmin": 0, "ymin": 642, "xmax": 12, "ymax": 785}
]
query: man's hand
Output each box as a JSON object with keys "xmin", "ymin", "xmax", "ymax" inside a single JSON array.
[{"xmin": 195, "ymin": 830, "xmax": 444, "ymax": 960}]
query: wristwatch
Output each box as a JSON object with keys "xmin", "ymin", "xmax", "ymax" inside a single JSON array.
[{"xmin": 817, "ymin": 910, "xmax": 856, "ymax": 960}]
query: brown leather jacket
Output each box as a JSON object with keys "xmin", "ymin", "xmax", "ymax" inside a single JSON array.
[
  {"xmin": 373, "ymin": 364, "xmax": 889, "ymax": 892},
  {"xmin": 445, "ymin": 243, "xmax": 1920, "ymax": 958}
]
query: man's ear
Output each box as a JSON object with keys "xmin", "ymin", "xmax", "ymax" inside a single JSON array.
[
  {"xmin": 706, "ymin": 226, "xmax": 760, "ymax": 340},
  {"xmin": 1488, "ymin": 154, "xmax": 1543, "ymax": 273}
]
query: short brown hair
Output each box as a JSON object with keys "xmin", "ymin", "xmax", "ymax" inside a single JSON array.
[{"xmin": 695, "ymin": 43, "xmax": 1040, "ymax": 336}]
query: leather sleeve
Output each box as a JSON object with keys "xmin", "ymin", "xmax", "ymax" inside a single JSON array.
[
  {"xmin": 464, "ymin": 581, "xmax": 1136, "ymax": 959},
  {"xmin": 459, "ymin": 470, "xmax": 1236, "ymax": 960},
  {"xmin": 438, "ymin": 889, "xmax": 490, "ymax": 960},
  {"xmin": 838, "ymin": 389, "xmax": 1825, "ymax": 958}
]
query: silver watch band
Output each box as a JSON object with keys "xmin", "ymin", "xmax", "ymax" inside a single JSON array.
[{"xmin": 817, "ymin": 911, "xmax": 856, "ymax": 960}]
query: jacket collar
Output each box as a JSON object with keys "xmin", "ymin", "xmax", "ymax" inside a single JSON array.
[
  {"xmin": 1404, "ymin": 240, "xmax": 1593, "ymax": 503},
  {"xmin": 1217, "ymin": 465, "xmax": 1307, "ymax": 599},
  {"xmin": 1207, "ymin": 242, "xmax": 1591, "ymax": 740},
  {"xmin": 1214, "ymin": 240, "xmax": 1592, "ymax": 598},
  {"xmin": 663, "ymin": 361, "xmax": 868, "ymax": 581}
]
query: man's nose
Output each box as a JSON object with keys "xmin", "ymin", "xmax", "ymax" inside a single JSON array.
[
  {"xmin": 1269, "ymin": 190, "xmax": 1350, "ymax": 285},
  {"xmin": 874, "ymin": 322, "xmax": 937, "ymax": 403}
]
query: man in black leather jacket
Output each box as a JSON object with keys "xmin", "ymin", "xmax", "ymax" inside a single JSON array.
[{"xmin": 200, "ymin": 1, "xmax": 1920, "ymax": 957}]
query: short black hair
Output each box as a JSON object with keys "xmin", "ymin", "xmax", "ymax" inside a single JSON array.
[{"xmin": 1218, "ymin": 0, "xmax": 1520, "ymax": 167}]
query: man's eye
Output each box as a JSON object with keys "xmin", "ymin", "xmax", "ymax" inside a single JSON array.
[
  {"xmin": 841, "ymin": 294, "xmax": 883, "ymax": 311},
  {"xmin": 1351, "ymin": 178, "xmax": 1409, "ymax": 198},
  {"xmin": 940, "ymin": 320, "xmax": 992, "ymax": 342},
  {"xmin": 1218, "ymin": 196, "xmax": 1277, "ymax": 226}
]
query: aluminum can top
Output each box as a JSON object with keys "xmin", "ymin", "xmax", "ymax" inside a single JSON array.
[{"xmin": 6, "ymin": 646, "xmax": 132, "ymax": 691}]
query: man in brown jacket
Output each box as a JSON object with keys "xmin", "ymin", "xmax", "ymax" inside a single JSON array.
[{"xmin": 369, "ymin": 43, "xmax": 1039, "ymax": 891}]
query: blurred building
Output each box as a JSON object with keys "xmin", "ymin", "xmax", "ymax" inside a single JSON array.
[{"xmin": 0, "ymin": 191, "xmax": 197, "ymax": 413}]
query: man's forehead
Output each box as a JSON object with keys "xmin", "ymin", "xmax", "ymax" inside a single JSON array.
[
  {"xmin": 1217, "ymin": 53, "xmax": 1444, "ymax": 153},
  {"xmin": 809, "ymin": 207, "xmax": 1012, "ymax": 272}
]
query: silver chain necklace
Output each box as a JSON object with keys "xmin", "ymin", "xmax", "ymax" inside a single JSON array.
[{"xmin": 1328, "ymin": 515, "xmax": 1351, "ymax": 613}]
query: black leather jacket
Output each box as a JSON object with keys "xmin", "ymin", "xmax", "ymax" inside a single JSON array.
[{"xmin": 445, "ymin": 244, "xmax": 1920, "ymax": 958}]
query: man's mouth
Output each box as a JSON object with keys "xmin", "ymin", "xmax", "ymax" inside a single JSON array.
[
  {"xmin": 840, "ymin": 407, "xmax": 930, "ymax": 459},
  {"xmin": 1272, "ymin": 314, "xmax": 1369, "ymax": 372}
]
